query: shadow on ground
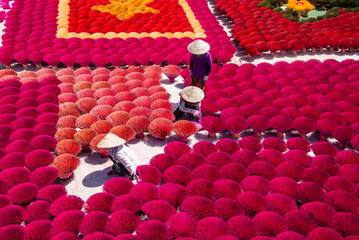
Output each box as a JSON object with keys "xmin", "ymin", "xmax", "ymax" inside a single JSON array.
[{"xmin": 82, "ymin": 166, "xmax": 115, "ymax": 188}]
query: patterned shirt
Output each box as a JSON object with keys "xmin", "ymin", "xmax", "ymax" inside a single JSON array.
[{"xmin": 178, "ymin": 97, "xmax": 201, "ymax": 116}]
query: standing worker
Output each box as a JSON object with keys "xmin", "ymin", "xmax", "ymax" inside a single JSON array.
[
  {"xmin": 188, "ymin": 39, "xmax": 212, "ymax": 90},
  {"xmin": 97, "ymin": 133, "xmax": 140, "ymax": 180}
]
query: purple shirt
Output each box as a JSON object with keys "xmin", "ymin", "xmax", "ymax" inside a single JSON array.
[{"xmin": 190, "ymin": 52, "xmax": 212, "ymax": 79}]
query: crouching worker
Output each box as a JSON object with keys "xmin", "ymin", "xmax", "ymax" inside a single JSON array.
[
  {"xmin": 97, "ymin": 133, "xmax": 140, "ymax": 180},
  {"xmin": 174, "ymin": 86, "xmax": 204, "ymax": 121}
]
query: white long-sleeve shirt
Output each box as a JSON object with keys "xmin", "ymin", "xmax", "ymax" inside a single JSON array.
[{"xmin": 108, "ymin": 145, "xmax": 140, "ymax": 175}]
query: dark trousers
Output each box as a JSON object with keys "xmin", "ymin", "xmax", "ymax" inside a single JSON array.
[
  {"xmin": 109, "ymin": 155, "xmax": 130, "ymax": 176},
  {"xmin": 191, "ymin": 77, "xmax": 205, "ymax": 90},
  {"xmin": 174, "ymin": 107, "xmax": 195, "ymax": 120}
]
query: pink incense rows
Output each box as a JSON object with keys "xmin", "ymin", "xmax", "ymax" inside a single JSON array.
[{"xmin": 181, "ymin": 59, "xmax": 359, "ymax": 149}]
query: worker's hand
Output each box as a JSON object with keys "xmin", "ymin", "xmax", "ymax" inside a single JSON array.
[
  {"xmin": 190, "ymin": 70, "xmax": 193, "ymax": 78},
  {"xmin": 193, "ymin": 111, "xmax": 202, "ymax": 119},
  {"xmin": 131, "ymin": 172, "xmax": 139, "ymax": 181},
  {"xmin": 203, "ymin": 75, "xmax": 208, "ymax": 82}
]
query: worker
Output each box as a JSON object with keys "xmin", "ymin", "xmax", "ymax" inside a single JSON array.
[
  {"xmin": 174, "ymin": 86, "xmax": 204, "ymax": 121},
  {"xmin": 188, "ymin": 39, "xmax": 212, "ymax": 90},
  {"xmin": 97, "ymin": 133, "xmax": 140, "ymax": 180}
]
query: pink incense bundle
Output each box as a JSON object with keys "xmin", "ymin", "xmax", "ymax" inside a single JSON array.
[
  {"xmin": 172, "ymin": 120, "xmax": 198, "ymax": 142},
  {"xmin": 51, "ymin": 154, "xmax": 80, "ymax": 179},
  {"xmin": 246, "ymin": 114, "xmax": 271, "ymax": 137},
  {"xmin": 163, "ymin": 65, "xmax": 182, "ymax": 83},
  {"xmin": 148, "ymin": 118, "xmax": 173, "ymax": 141},
  {"xmin": 200, "ymin": 116, "xmax": 226, "ymax": 138},
  {"xmin": 43, "ymin": 53, "xmax": 61, "ymax": 69},
  {"xmin": 126, "ymin": 116, "xmax": 151, "ymax": 138},
  {"xmin": 225, "ymin": 116, "xmax": 247, "ymax": 139}
]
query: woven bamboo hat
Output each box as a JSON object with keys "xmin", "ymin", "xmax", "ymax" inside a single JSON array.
[
  {"xmin": 97, "ymin": 133, "xmax": 126, "ymax": 148},
  {"xmin": 187, "ymin": 39, "xmax": 210, "ymax": 55},
  {"xmin": 181, "ymin": 86, "xmax": 204, "ymax": 103}
]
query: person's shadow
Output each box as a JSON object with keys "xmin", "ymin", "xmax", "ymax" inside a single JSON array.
[{"xmin": 82, "ymin": 166, "xmax": 115, "ymax": 188}]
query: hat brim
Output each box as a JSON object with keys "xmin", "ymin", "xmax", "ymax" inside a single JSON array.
[
  {"xmin": 97, "ymin": 133, "xmax": 126, "ymax": 148},
  {"xmin": 187, "ymin": 40, "xmax": 210, "ymax": 55},
  {"xmin": 181, "ymin": 86, "xmax": 205, "ymax": 103}
]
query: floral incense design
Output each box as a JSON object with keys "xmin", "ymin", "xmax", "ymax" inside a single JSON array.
[{"xmin": 0, "ymin": 0, "xmax": 235, "ymax": 67}]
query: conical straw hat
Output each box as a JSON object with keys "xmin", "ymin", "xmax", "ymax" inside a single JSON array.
[
  {"xmin": 180, "ymin": 86, "xmax": 204, "ymax": 103},
  {"xmin": 187, "ymin": 39, "xmax": 210, "ymax": 55},
  {"xmin": 97, "ymin": 133, "xmax": 126, "ymax": 148}
]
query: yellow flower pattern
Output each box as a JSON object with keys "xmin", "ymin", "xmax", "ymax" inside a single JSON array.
[
  {"xmin": 91, "ymin": 0, "xmax": 159, "ymax": 20},
  {"xmin": 56, "ymin": 0, "xmax": 207, "ymax": 39},
  {"xmin": 287, "ymin": 0, "xmax": 314, "ymax": 17}
]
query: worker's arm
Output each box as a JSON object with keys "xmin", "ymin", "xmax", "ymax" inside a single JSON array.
[
  {"xmin": 178, "ymin": 98, "xmax": 202, "ymax": 118},
  {"xmin": 190, "ymin": 55, "xmax": 194, "ymax": 77},
  {"xmin": 204, "ymin": 53, "xmax": 212, "ymax": 80}
]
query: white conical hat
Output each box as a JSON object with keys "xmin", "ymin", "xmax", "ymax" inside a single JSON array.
[
  {"xmin": 187, "ymin": 39, "xmax": 210, "ymax": 55},
  {"xmin": 180, "ymin": 86, "xmax": 204, "ymax": 103},
  {"xmin": 97, "ymin": 133, "xmax": 126, "ymax": 148}
]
